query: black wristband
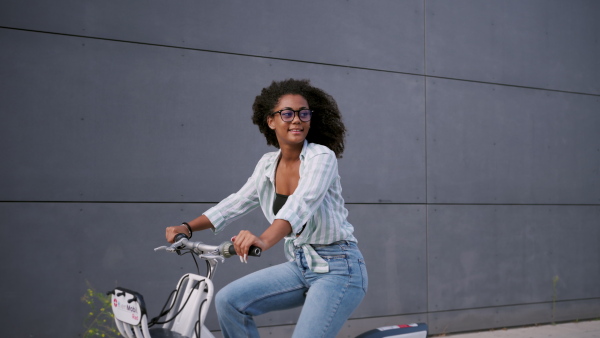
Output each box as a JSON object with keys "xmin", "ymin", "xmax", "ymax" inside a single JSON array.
[{"xmin": 182, "ymin": 222, "xmax": 193, "ymax": 238}]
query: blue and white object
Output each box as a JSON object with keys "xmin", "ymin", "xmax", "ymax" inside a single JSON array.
[{"xmin": 356, "ymin": 323, "xmax": 428, "ymax": 338}]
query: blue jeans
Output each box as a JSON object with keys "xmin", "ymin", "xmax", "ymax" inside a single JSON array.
[{"xmin": 215, "ymin": 241, "xmax": 368, "ymax": 338}]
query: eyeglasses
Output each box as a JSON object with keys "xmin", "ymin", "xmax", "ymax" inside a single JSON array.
[{"xmin": 272, "ymin": 109, "xmax": 313, "ymax": 122}]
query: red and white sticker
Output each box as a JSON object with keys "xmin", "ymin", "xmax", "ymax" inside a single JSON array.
[{"xmin": 111, "ymin": 294, "xmax": 142, "ymax": 325}]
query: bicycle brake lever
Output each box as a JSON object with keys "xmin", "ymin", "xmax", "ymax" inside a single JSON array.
[
  {"xmin": 199, "ymin": 254, "xmax": 225, "ymax": 263},
  {"xmin": 154, "ymin": 237, "xmax": 187, "ymax": 254},
  {"xmin": 173, "ymin": 238, "xmax": 188, "ymax": 255}
]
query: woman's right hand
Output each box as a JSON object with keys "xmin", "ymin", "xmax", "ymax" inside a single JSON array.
[{"xmin": 165, "ymin": 225, "xmax": 190, "ymax": 243}]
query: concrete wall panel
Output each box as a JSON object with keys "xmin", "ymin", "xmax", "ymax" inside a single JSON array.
[
  {"xmin": 0, "ymin": 0, "xmax": 425, "ymax": 74},
  {"xmin": 348, "ymin": 204, "xmax": 427, "ymax": 317},
  {"xmin": 427, "ymin": 205, "xmax": 600, "ymax": 312},
  {"xmin": 426, "ymin": 0, "xmax": 600, "ymax": 94},
  {"xmin": 427, "ymin": 77, "xmax": 600, "ymax": 205},
  {"xmin": 337, "ymin": 74, "xmax": 425, "ymax": 204},
  {"xmin": 0, "ymin": 29, "xmax": 425, "ymax": 204},
  {"xmin": 428, "ymin": 298, "xmax": 600, "ymax": 335}
]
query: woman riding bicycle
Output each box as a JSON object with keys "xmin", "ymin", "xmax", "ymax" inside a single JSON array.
[{"xmin": 166, "ymin": 78, "xmax": 368, "ymax": 338}]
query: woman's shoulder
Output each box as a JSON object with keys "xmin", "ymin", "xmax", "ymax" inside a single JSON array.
[
  {"xmin": 256, "ymin": 150, "xmax": 280, "ymax": 166},
  {"xmin": 305, "ymin": 142, "xmax": 335, "ymax": 159}
]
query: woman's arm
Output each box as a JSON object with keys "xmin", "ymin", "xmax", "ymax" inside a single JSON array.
[
  {"xmin": 165, "ymin": 154, "xmax": 272, "ymax": 243},
  {"xmin": 260, "ymin": 219, "xmax": 293, "ymax": 250},
  {"xmin": 232, "ymin": 219, "xmax": 292, "ymax": 261},
  {"xmin": 165, "ymin": 214, "xmax": 215, "ymax": 243}
]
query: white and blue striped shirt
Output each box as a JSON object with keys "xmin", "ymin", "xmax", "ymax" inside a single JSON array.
[{"xmin": 203, "ymin": 140, "xmax": 356, "ymax": 273}]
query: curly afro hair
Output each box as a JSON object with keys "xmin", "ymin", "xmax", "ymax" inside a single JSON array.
[{"xmin": 252, "ymin": 79, "xmax": 346, "ymax": 158}]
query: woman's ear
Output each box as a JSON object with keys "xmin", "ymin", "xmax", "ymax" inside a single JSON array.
[{"xmin": 267, "ymin": 115, "xmax": 275, "ymax": 130}]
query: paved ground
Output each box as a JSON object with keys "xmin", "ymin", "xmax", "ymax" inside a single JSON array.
[{"xmin": 437, "ymin": 320, "xmax": 600, "ymax": 338}]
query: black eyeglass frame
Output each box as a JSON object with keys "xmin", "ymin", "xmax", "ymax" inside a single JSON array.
[{"xmin": 271, "ymin": 109, "xmax": 313, "ymax": 122}]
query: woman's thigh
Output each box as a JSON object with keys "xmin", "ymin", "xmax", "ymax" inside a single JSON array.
[
  {"xmin": 293, "ymin": 243, "xmax": 368, "ymax": 337},
  {"xmin": 216, "ymin": 261, "xmax": 308, "ymax": 316}
]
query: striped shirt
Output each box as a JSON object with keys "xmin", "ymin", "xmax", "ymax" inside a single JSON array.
[{"xmin": 203, "ymin": 140, "xmax": 356, "ymax": 273}]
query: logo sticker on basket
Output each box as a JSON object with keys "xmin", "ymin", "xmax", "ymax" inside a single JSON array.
[{"xmin": 111, "ymin": 292, "xmax": 142, "ymax": 325}]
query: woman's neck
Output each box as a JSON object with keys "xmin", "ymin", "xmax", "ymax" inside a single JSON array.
[{"xmin": 279, "ymin": 143, "xmax": 303, "ymax": 163}]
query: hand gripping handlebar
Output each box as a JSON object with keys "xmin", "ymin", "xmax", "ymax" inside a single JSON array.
[{"xmin": 156, "ymin": 233, "xmax": 261, "ymax": 258}]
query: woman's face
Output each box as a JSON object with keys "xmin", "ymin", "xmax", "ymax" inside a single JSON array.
[{"xmin": 267, "ymin": 94, "xmax": 311, "ymax": 149}]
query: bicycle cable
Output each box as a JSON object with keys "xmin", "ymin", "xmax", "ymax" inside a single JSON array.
[
  {"xmin": 194, "ymin": 299, "xmax": 208, "ymax": 338},
  {"xmin": 147, "ymin": 252, "xmax": 194, "ymax": 328},
  {"xmin": 148, "ymin": 279, "xmax": 202, "ymax": 326},
  {"xmin": 148, "ymin": 288, "xmax": 178, "ymax": 327},
  {"xmin": 190, "ymin": 251, "xmax": 200, "ymax": 275},
  {"xmin": 148, "ymin": 247, "xmax": 212, "ymax": 331}
]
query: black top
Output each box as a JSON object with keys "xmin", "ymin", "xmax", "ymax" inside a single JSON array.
[
  {"xmin": 273, "ymin": 193, "xmax": 289, "ymax": 215},
  {"xmin": 273, "ymin": 193, "xmax": 306, "ymax": 236}
]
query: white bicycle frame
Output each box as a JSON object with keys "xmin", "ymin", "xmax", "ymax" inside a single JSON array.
[
  {"xmin": 110, "ymin": 237, "xmax": 426, "ymax": 338},
  {"xmin": 109, "ymin": 237, "xmax": 259, "ymax": 338}
]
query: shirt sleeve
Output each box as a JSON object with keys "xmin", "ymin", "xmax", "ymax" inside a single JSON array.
[
  {"xmin": 203, "ymin": 157, "xmax": 264, "ymax": 234},
  {"xmin": 274, "ymin": 149, "xmax": 337, "ymax": 234}
]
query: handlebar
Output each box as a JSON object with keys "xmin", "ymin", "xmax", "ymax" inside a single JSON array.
[
  {"xmin": 155, "ymin": 233, "xmax": 262, "ymax": 258},
  {"xmin": 225, "ymin": 242, "xmax": 263, "ymax": 257}
]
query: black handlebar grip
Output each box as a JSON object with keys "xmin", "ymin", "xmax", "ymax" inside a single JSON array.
[
  {"xmin": 174, "ymin": 233, "xmax": 189, "ymax": 241},
  {"xmin": 248, "ymin": 246, "xmax": 262, "ymax": 257},
  {"xmin": 227, "ymin": 245, "xmax": 262, "ymax": 257},
  {"xmin": 173, "ymin": 233, "xmax": 189, "ymax": 255}
]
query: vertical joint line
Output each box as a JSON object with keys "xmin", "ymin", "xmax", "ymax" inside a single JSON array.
[{"xmin": 423, "ymin": 0, "xmax": 430, "ymax": 317}]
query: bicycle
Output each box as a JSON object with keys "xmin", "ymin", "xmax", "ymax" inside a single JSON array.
[
  {"xmin": 107, "ymin": 234, "xmax": 428, "ymax": 338},
  {"xmin": 108, "ymin": 233, "xmax": 261, "ymax": 338}
]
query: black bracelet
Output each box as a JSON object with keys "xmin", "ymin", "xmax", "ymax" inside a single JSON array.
[{"xmin": 182, "ymin": 222, "xmax": 193, "ymax": 238}]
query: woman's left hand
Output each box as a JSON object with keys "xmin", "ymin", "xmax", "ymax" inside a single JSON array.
[{"xmin": 232, "ymin": 230, "xmax": 265, "ymax": 263}]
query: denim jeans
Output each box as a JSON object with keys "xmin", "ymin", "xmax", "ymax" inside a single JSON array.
[{"xmin": 215, "ymin": 241, "xmax": 368, "ymax": 338}]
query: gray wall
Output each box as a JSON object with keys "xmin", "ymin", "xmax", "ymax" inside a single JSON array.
[{"xmin": 1, "ymin": 1, "xmax": 599, "ymax": 337}]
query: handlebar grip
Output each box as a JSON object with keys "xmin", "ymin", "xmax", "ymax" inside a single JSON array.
[
  {"xmin": 173, "ymin": 233, "xmax": 190, "ymax": 255},
  {"xmin": 174, "ymin": 233, "xmax": 189, "ymax": 241},
  {"xmin": 227, "ymin": 244, "xmax": 262, "ymax": 257}
]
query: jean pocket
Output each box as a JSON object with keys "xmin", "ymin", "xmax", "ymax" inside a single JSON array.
[
  {"xmin": 321, "ymin": 254, "xmax": 349, "ymax": 275},
  {"xmin": 358, "ymin": 258, "xmax": 368, "ymax": 293}
]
